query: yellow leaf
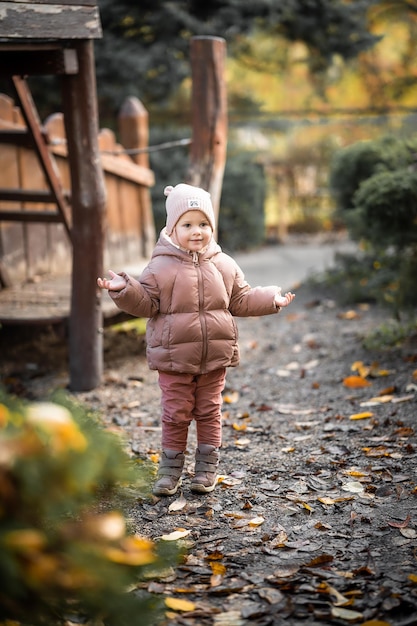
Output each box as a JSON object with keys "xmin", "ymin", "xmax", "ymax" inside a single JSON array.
[
  {"xmin": 320, "ymin": 582, "xmax": 350, "ymax": 606},
  {"xmin": 339, "ymin": 310, "xmax": 360, "ymax": 320},
  {"xmin": 26, "ymin": 402, "xmax": 87, "ymax": 453},
  {"xmin": 232, "ymin": 422, "xmax": 247, "ymax": 431},
  {"xmin": 223, "ymin": 391, "xmax": 239, "ymax": 404},
  {"xmin": 351, "ymin": 360, "xmax": 370, "ymax": 377},
  {"xmin": 165, "ymin": 597, "xmax": 196, "ymax": 612},
  {"xmin": 105, "ymin": 536, "xmax": 155, "ymax": 566},
  {"xmin": 318, "ymin": 496, "xmax": 337, "ymax": 505},
  {"xmin": 413, "ymin": 369, "xmax": 417, "ymax": 381},
  {"xmin": 4, "ymin": 529, "xmax": 47, "ymax": 552},
  {"xmin": 372, "ymin": 369, "xmax": 391, "ymax": 377},
  {"xmin": 349, "ymin": 411, "xmax": 374, "ymax": 420},
  {"xmin": 210, "ymin": 562, "xmax": 227, "ymax": 575},
  {"xmin": 160, "ymin": 529, "xmax": 191, "ymax": 541},
  {"xmin": 408, "ymin": 573, "xmax": 417, "ymax": 584},
  {"xmin": 149, "ymin": 453, "xmax": 159, "ymax": 464},
  {"xmin": 345, "ymin": 469, "xmax": 367, "ymax": 477},
  {"xmin": 343, "ymin": 376, "xmax": 372, "ymax": 388}
]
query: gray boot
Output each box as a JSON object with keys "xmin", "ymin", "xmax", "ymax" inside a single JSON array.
[
  {"xmin": 191, "ymin": 444, "xmax": 220, "ymax": 494},
  {"xmin": 153, "ymin": 449, "xmax": 185, "ymax": 496}
]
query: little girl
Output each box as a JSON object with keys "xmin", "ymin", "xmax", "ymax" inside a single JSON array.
[{"xmin": 97, "ymin": 183, "xmax": 295, "ymax": 496}]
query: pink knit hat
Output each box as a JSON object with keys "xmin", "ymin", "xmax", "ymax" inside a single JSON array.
[{"xmin": 164, "ymin": 183, "xmax": 215, "ymax": 235}]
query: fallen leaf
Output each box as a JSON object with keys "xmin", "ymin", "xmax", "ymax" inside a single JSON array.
[
  {"xmin": 271, "ymin": 565, "xmax": 300, "ymax": 578},
  {"xmin": 305, "ymin": 554, "xmax": 334, "ymax": 567},
  {"xmin": 338, "ymin": 310, "xmax": 360, "ymax": 320},
  {"xmin": 221, "ymin": 476, "xmax": 243, "ymax": 487},
  {"xmin": 160, "ymin": 529, "xmax": 191, "ymax": 541},
  {"xmin": 223, "ymin": 391, "xmax": 239, "ymax": 404},
  {"xmin": 248, "ymin": 516, "xmax": 265, "ymax": 527},
  {"xmin": 387, "ymin": 514, "xmax": 411, "ymax": 529},
  {"xmin": 343, "ymin": 376, "xmax": 372, "ymax": 388},
  {"xmin": 341, "ymin": 481, "xmax": 364, "ymax": 493},
  {"xmin": 210, "ymin": 574, "xmax": 223, "ymax": 588},
  {"xmin": 165, "ymin": 597, "xmax": 196, "ymax": 612},
  {"xmin": 269, "ymin": 530, "xmax": 288, "ymax": 548},
  {"xmin": 168, "ymin": 494, "xmax": 187, "ymax": 512},
  {"xmin": 391, "ymin": 394, "xmax": 414, "ymax": 404},
  {"xmin": 360, "ymin": 395, "xmax": 393, "ymax": 406},
  {"xmin": 351, "ymin": 360, "xmax": 370, "ymax": 376},
  {"xmin": 276, "ymin": 369, "xmax": 292, "ymax": 377},
  {"xmin": 234, "ymin": 437, "xmax": 251, "ymax": 448},
  {"xmin": 319, "ymin": 581, "xmax": 350, "ymax": 606},
  {"xmin": 331, "ymin": 606, "xmax": 363, "ymax": 621},
  {"xmin": 349, "ymin": 411, "xmax": 374, "ymax": 420},
  {"xmin": 362, "ymin": 446, "xmax": 392, "ymax": 457},
  {"xmin": 318, "ymin": 496, "xmax": 354, "ymax": 505},
  {"xmin": 277, "ymin": 404, "xmax": 316, "ymax": 415},
  {"xmin": 210, "ymin": 562, "xmax": 227, "ymax": 575}
]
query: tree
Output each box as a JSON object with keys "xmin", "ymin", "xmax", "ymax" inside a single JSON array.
[{"xmin": 94, "ymin": 0, "xmax": 379, "ymax": 117}]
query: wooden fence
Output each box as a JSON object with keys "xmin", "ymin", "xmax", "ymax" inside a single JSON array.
[{"xmin": 0, "ymin": 92, "xmax": 155, "ymax": 287}]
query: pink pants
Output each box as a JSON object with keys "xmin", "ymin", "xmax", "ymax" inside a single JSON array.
[{"xmin": 158, "ymin": 368, "xmax": 226, "ymax": 451}]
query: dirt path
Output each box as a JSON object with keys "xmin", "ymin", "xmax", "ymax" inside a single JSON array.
[{"xmin": 1, "ymin": 239, "xmax": 417, "ymax": 625}]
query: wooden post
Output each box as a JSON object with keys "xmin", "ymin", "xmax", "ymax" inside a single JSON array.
[
  {"xmin": 61, "ymin": 40, "xmax": 107, "ymax": 391},
  {"xmin": 118, "ymin": 96, "xmax": 155, "ymax": 256},
  {"xmin": 188, "ymin": 36, "xmax": 228, "ymax": 233}
]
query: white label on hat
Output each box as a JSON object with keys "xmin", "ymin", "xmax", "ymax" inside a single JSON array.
[{"xmin": 188, "ymin": 198, "xmax": 201, "ymax": 208}]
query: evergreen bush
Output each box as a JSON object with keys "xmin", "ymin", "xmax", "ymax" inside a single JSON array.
[
  {"xmin": 329, "ymin": 134, "xmax": 417, "ymax": 313},
  {"xmin": 218, "ymin": 149, "xmax": 266, "ymax": 252},
  {"xmin": 329, "ymin": 135, "xmax": 417, "ymax": 215}
]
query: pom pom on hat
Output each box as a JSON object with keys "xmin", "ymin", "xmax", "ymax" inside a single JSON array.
[{"xmin": 164, "ymin": 183, "xmax": 215, "ymax": 235}]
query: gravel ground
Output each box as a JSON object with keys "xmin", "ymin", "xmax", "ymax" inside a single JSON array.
[{"xmin": 1, "ymin": 252, "xmax": 417, "ymax": 625}]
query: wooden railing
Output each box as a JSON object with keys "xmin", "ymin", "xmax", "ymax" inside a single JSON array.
[{"xmin": 0, "ymin": 93, "xmax": 155, "ymax": 287}]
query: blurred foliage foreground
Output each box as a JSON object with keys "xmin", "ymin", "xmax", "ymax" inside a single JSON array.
[{"xmin": 0, "ymin": 390, "xmax": 178, "ymax": 626}]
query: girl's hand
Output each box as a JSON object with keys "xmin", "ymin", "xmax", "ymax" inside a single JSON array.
[
  {"xmin": 275, "ymin": 291, "xmax": 295, "ymax": 307},
  {"xmin": 97, "ymin": 270, "xmax": 127, "ymax": 292}
]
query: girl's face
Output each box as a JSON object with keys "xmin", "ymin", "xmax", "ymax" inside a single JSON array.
[{"xmin": 171, "ymin": 210, "xmax": 212, "ymax": 251}]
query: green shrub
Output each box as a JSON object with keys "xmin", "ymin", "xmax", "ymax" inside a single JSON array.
[
  {"xmin": 363, "ymin": 318, "xmax": 417, "ymax": 351},
  {"xmin": 0, "ymin": 390, "xmax": 176, "ymax": 626},
  {"xmin": 351, "ymin": 168, "xmax": 417, "ymax": 248},
  {"xmin": 329, "ymin": 134, "xmax": 417, "ymax": 312},
  {"xmin": 329, "ymin": 135, "xmax": 417, "ymax": 215},
  {"xmin": 218, "ymin": 149, "xmax": 266, "ymax": 252}
]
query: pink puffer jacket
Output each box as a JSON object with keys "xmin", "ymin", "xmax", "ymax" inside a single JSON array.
[{"xmin": 109, "ymin": 230, "xmax": 280, "ymax": 374}]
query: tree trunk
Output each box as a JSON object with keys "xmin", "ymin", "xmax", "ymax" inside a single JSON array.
[
  {"xmin": 62, "ymin": 40, "xmax": 107, "ymax": 391},
  {"xmin": 188, "ymin": 36, "xmax": 228, "ymax": 236}
]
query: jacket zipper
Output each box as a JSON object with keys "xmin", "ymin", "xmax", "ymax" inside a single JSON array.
[{"xmin": 194, "ymin": 253, "xmax": 208, "ymax": 372}]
